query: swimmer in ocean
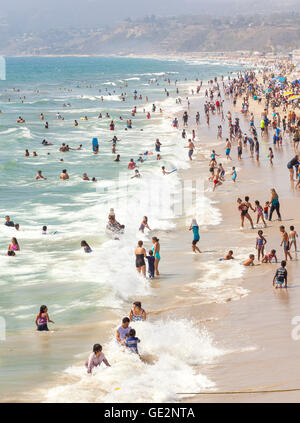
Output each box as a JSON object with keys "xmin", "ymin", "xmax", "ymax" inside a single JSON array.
[
  {"xmin": 35, "ymin": 170, "xmax": 47, "ymax": 180},
  {"xmin": 131, "ymin": 169, "xmax": 141, "ymax": 179},
  {"xmin": 60, "ymin": 169, "xmax": 69, "ymax": 180},
  {"xmin": 81, "ymin": 240, "xmax": 92, "ymax": 253}
]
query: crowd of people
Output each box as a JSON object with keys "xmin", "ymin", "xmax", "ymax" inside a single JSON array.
[{"xmin": 4, "ymin": 58, "xmax": 300, "ymax": 375}]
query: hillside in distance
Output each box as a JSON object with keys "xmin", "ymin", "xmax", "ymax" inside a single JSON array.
[{"xmin": 1, "ymin": 13, "xmax": 300, "ymax": 56}]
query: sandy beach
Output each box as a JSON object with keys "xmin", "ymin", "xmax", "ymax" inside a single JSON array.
[
  {"xmin": 1, "ymin": 56, "xmax": 300, "ymax": 403},
  {"xmin": 179, "ymin": 75, "xmax": 300, "ymax": 403}
]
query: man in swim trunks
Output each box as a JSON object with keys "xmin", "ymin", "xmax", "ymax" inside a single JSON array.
[
  {"xmin": 280, "ymin": 225, "xmax": 292, "ymax": 261},
  {"xmin": 225, "ymin": 138, "xmax": 232, "ymax": 160},
  {"xmin": 184, "ymin": 139, "xmax": 195, "ymax": 161}
]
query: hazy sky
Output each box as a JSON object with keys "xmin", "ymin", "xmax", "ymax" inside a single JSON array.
[{"xmin": 0, "ymin": 0, "xmax": 298, "ymax": 34}]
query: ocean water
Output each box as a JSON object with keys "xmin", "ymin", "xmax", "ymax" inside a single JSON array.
[{"xmin": 0, "ymin": 57, "xmax": 244, "ymax": 402}]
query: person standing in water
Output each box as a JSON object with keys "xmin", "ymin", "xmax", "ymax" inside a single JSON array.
[
  {"xmin": 280, "ymin": 226, "xmax": 292, "ymax": 261},
  {"xmin": 35, "ymin": 305, "xmax": 54, "ymax": 331},
  {"xmin": 189, "ymin": 218, "xmax": 201, "ymax": 253},
  {"xmin": 135, "ymin": 240, "xmax": 146, "ymax": 277},
  {"xmin": 184, "ymin": 139, "xmax": 195, "ymax": 161},
  {"xmin": 139, "ymin": 216, "xmax": 151, "ymax": 233},
  {"xmin": 152, "ymin": 237, "xmax": 160, "ymax": 276}
]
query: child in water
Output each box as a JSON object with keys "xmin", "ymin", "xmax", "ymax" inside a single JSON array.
[
  {"xmin": 146, "ymin": 250, "xmax": 155, "ymax": 278},
  {"xmin": 256, "ymin": 230, "xmax": 267, "ymax": 261},
  {"xmin": 262, "ymin": 249, "xmax": 277, "ymax": 263},
  {"xmin": 85, "ymin": 344, "xmax": 111, "ymax": 374},
  {"xmin": 243, "ymin": 254, "xmax": 255, "ymax": 266},
  {"xmin": 225, "ymin": 250, "xmax": 234, "ymax": 260},
  {"xmin": 81, "ymin": 240, "xmax": 92, "ymax": 253},
  {"xmin": 35, "ymin": 305, "xmax": 54, "ymax": 331},
  {"xmin": 289, "ymin": 226, "xmax": 298, "ymax": 252},
  {"xmin": 231, "ymin": 167, "xmax": 237, "ymax": 182},
  {"xmin": 254, "ymin": 200, "xmax": 267, "ymax": 227},
  {"xmin": 125, "ymin": 329, "xmax": 140, "ymax": 355},
  {"xmin": 264, "ymin": 201, "xmax": 270, "ymax": 220}
]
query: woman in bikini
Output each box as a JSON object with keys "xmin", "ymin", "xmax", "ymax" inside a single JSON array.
[{"xmin": 237, "ymin": 198, "xmax": 254, "ymax": 229}]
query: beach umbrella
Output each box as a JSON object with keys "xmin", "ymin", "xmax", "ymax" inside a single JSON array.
[{"xmin": 289, "ymin": 95, "xmax": 300, "ymax": 101}]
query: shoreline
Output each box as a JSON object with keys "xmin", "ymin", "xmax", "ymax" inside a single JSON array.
[{"xmin": 2, "ymin": 56, "xmax": 300, "ymax": 403}]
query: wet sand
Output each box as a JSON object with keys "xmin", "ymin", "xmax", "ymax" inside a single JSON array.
[{"xmin": 180, "ymin": 80, "xmax": 300, "ymax": 403}]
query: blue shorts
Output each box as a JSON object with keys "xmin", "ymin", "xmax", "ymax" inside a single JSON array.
[{"xmin": 226, "ymin": 149, "xmax": 230, "ymax": 155}]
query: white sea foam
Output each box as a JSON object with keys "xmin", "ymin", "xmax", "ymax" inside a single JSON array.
[{"xmin": 43, "ymin": 319, "xmax": 222, "ymax": 403}]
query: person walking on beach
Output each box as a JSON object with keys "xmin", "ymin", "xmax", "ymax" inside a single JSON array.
[
  {"xmin": 189, "ymin": 218, "xmax": 201, "ymax": 253},
  {"xmin": 35, "ymin": 305, "xmax": 54, "ymax": 331},
  {"xmin": 225, "ymin": 139, "xmax": 232, "ymax": 160},
  {"xmin": 135, "ymin": 240, "xmax": 146, "ymax": 277},
  {"xmin": 269, "ymin": 188, "xmax": 281, "ymax": 221},
  {"xmin": 232, "ymin": 167, "xmax": 237, "ymax": 182},
  {"xmin": 152, "ymin": 237, "xmax": 160, "ymax": 276},
  {"xmin": 254, "ymin": 200, "xmax": 266, "ymax": 227},
  {"xmin": 146, "ymin": 250, "xmax": 155, "ymax": 278},
  {"xmin": 254, "ymin": 137, "xmax": 259, "ymax": 162},
  {"xmin": 237, "ymin": 138, "xmax": 242, "ymax": 160},
  {"xmin": 184, "ymin": 139, "xmax": 195, "ymax": 161},
  {"xmin": 85, "ymin": 344, "xmax": 110, "ymax": 374},
  {"xmin": 213, "ymin": 168, "xmax": 222, "ymax": 191},
  {"xmin": 289, "ymin": 226, "xmax": 298, "ymax": 252},
  {"xmin": 293, "ymin": 128, "xmax": 300, "ymax": 153},
  {"xmin": 273, "ymin": 260, "xmax": 287, "ymax": 289},
  {"xmin": 237, "ymin": 198, "xmax": 254, "ymax": 229},
  {"xmin": 280, "ymin": 226, "xmax": 292, "ymax": 261},
  {"xmin": 129, "ymin": 301, "xmax": 146, "ymax": 322},
  {"xmin": 268, "ymin": 147, "xmax": 274, "ymax": 166},
  {"xmin": 287, "ymin": 155, "xmax": 299, "ymax": 181}
]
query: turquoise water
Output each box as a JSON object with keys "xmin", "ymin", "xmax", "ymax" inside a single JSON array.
[{"xmin": 0, "ymin": 57, "xmax": 243, "ymax": 401}]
